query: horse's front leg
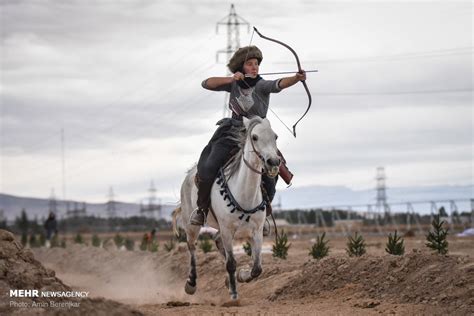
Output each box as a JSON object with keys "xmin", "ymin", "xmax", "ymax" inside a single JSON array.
[
  {"xmin": 238, "ymin": 228, "xmax": 263, "ymax": 283},
  {"xmin": 221, "ymin": 230, "xmax": 238, "ymax": 300}
]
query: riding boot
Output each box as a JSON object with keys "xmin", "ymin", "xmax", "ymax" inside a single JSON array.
[{"xmin": 190, "ymin": 177, "xmax": 213, "ymax": 226}]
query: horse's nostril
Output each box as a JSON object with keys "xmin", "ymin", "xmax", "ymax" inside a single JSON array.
[{"xmin": 266, "ymin": 158, "xmax": 280, "ymax": 167}]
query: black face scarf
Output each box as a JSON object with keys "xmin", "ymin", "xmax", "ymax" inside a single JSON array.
[{"xmin": 237, "ymin": 74, "xmax": 262, "ymax": 89}]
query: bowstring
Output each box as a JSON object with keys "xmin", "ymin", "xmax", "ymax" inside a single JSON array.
[{"xmin": 238, "ymin": 28, "xmax": 294, "ymax": 136}]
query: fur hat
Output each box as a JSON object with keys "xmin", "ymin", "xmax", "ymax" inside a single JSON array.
[{"xmin": 227, "ymin": 46, "xmax": 263, "ymax": 73}]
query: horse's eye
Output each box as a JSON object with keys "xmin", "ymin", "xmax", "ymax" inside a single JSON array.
[
  {"xmin": 275, "ymin": 134, "xmax": 278, "ymax": 140},
  {"xmin": 252, "ymin": 134, "xmax": 258, "ymax": 141}
]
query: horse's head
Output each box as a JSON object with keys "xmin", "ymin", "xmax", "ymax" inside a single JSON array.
[{"xmin": 243, "ymin": 117, "xmax": 280, "ymax": 178}]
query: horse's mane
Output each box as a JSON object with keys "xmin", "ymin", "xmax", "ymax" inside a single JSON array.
[{"xmin": 225, "ymin": 116, "xmax": 263, "ymax": 178}]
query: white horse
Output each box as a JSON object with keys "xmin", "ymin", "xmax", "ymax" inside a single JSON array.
[{"xmin": 172, "ymin": 116, "xmax": 280, "ymax": 301}]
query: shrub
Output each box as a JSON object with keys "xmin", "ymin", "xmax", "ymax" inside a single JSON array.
[
  {"xmin": 29, "ymin": 234, "xmax": 39, "ymax": 248},
  {"xmin": 92, "ymin": 234, "xmax": 101, "ymax": 247},
  {"xmin": 346, "ymin": 232, "xmax": 366, "ymax": 257},
  {"xmin": 21, "ymin": 233, "xmax": 28, "ymax": 247},
  {"xmin": 50, "ymin": 235, "xmax": 60, "ymax": 248},
  {"xmin": 38, "ymin": 233, "xmax": 46, "ymax": 247},
  {"xmin": 74, "ymin": 233, "xmax": 83, "ymax": 244},
  {"xmin": 149, "ymin": 241, "xmax": 159, "ymax": 252},
  {"xmin": 114, "ymin": 234, "xmax": 124, "ymax": 248},
  {"xmin": 164, "ymin": 238, "xmax": 175, "ymax": 252},
  {"xmin": 385, "ymin": 230, "xmax": 405, "ymax": 255},
  {"xmin": 124, "ymin": 238, "xmax": 135, "ymax": 251},
  {"xmin": 309, "ymin": 232, "xmax": 330, "ymax": 259},
  {"xmin": 272, "ymin": 230, "xmax": 291, "ymax": 259},
  {"xmin": 199, "ymin": 236, "xmax": 213, "ymax": 253},
  {"xmin": 243, "ymin": 242, "xmax": 252, "ymax": 257},
  {"xmin": 426, "ymin": 214, "xmax": 448, "ymax": 254}
]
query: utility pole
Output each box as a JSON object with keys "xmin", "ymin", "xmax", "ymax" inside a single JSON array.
[
  {"xmin": 140, "ymin": 180, "xmax": 162, "ymax": 220},
  {"xmin": 106, "ymin": 186, "xmax": 116, "ymax": 218},
  {"xmin": 61, "ymin": 128, "xmax": 66, "ymax": 201},
  {"xmin": 375, "ymin": 167, "xmax": 389, "ymax": 224},
  {"xmin": 216, "ymin": 4, "xmax": 250, "ymax": 117}
]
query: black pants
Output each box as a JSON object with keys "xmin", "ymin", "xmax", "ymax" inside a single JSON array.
[{"xmin": 197, "ymin": 118, "xmax": 277, "ymax": 209}]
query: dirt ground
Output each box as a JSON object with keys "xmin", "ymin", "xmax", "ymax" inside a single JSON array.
[{"xmin": 21, "ymin": 231, "xmax": 473, "ymax": 316}]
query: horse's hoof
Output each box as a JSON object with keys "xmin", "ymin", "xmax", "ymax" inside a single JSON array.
[
  {"xmin": 221, "ymin": 298, "xmax": 240, "ymax": 307},
  {"xmin": 237, "ymin": 269, "xmax": 252, "ymax": 283},
  {"xmin": 184, "ymin": 281, "xmax": 196, "ymax": 295},
  {"xmin": 230, "ymin": 293, "xmax": 239, "ymax": 301}
]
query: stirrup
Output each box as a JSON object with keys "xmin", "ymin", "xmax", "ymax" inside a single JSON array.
[
  {"xmin": 263, "ymin": 217, "xmax": 271, "ymax": 236},
  {"xmin": 190, "ymin": 208, "xmax": 207, "ymax": 226}
]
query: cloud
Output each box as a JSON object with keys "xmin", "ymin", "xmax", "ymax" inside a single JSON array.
[{"xmin": 1, "ymin": 0, "xmax": 472, "ymax": 202}]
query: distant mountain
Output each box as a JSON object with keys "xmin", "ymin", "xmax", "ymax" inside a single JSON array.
[
  {"xmin": 275, "ymin": 184, "xmax": 473, "ymax": 212},
  {"xmin": 1, "ymin": 184, "xmax": 472, "ymax": 221},
  {"xmin": 0, "ymin": 193, "xmax": 176, "ymax": 221}
]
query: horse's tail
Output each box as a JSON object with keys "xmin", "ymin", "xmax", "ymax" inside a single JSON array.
[{"xmin": 172, "ymin": 206, "xmax": 182, "ymax": 238}]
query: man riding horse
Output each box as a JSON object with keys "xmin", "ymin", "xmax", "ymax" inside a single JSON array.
[{"xmin": 190, "ymin": 45, "xmax": 306, "ymax": 229}]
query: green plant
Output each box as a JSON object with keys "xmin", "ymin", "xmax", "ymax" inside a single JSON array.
[
  {"xmin": 309, "ymin": 232, "xmax": 330, "ymax": 259},
  {"xmin": 149, "ymin": 241, "xmax": 159, "ymax": 252},
  {"xmin": 243, "ymin": 242, "xmax": 252, "ymax": 257},
  {"xmin": 346, "ymin": 232, "xmax": 366, "ymax": 257},
  {"xmin": 177, "ymin": 228, "xmax": 187, "ymax": 243},
  {"xmin": 74, "ymin": 233, "xmax": 83, "ymax": 244},
  {"xmin": 385, "ymin": 230, "xmax": 405, "ymax": 255},
  {"xmin": 38, "ymin": 233, "xmax": 46, "ymax": 247},
  {"xmin": 50, "ymin": 235, "xmax": 60, "ymax": 248},
  {"xmin": 164, "ymin": 238, "xmax": 175, "ymax": 252},
  {"xmin": 114, "ymin": 234, "xmax": 124, "ymax": 248},
  {"xmin": 426, "ymin": 214, "xmax": 449, "ymax": 254},
  {"xmin": 199, "ymin": 236, "xmax": 213, "ymax": 253},
  {"xmin": 29, "ymin": 234, "xmax": 39, "ymax": 248},
  {"xmin": 272, "ymin": 230, "xmax": 291, "ymax": 259},
  {"xmin": 21, "ymin": 233, "xmax": 28, "ymax": 247},
  {"xmin": 92, "ymin": 234, "xmax": 101, "ymax": 247},
  {"xmin": 125, "ymin": 238, "xmax": 135, "ymax": 251},
  {"xmin": 140, "ymin": 234, "xmax": 148, "ymax": 251}
]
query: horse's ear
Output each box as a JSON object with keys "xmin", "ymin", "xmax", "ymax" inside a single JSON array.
[{"xmin": 242, "ymin": 117, "xmax": 250, "ymax": 128}]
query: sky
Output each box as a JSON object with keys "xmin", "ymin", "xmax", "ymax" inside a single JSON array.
[{"xmin": 1, "ymin": 0, "xmax": 472, "ymax": 205}]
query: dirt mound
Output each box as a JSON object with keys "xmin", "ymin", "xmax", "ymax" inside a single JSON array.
[
  {"xmin": 0, "ymin": 229, "xmax": 143, "ymax": 315},
  {"xmin": 269, "ymin": 250, "xmax": 473, "ymax": 314}
]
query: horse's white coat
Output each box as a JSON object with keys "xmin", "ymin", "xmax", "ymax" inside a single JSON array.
[{"xmin": 173, "ymin": 117, "xmax": 280, "ymax": 300}]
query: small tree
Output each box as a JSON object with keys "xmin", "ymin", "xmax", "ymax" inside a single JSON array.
[
  {"xmin": 177, "ymin": 228, "xmax": 187, "ymax": 243},
  {"xmin": 140, "ymin": 234, "xmax": 148, "ymax": 251},
  {"xmin": 29, "ymin": 234, "xmax": 39, "ymax": 248},
  {"xmin": 50, "ymin": 235, "xmax": 60, "ymax": 248},
  {"xmin": 38, "ymin": 233, "xmax": 46, "ymax": 247},
  {"xmin": 149, "ymin": 241, "xmax": 159, "ymax": 252},
  {"xmin": 346, "ymin": 232, "xmax": 366, "ymax": 257},
  {"xmin": 125, "ymin": 238, "xmax": 135, "ymax": 251},
  {"xmin": 272, "ymin": 230, "xmax": 291, "ymax": 259},
  {"xmin": 385, "ymin": 230, "xmax": 405, "ymax": 255},
  {"xmin": 426, "ymin": 214, "xmax": 449, "ymax": 254},
  {"xmin": 114, "ymin": 233, "xmax": 124, "ymax": 248},
  {"xmin": 21, "ymin": 233, "xmax": 28, "ymax": 247},
  {"xmin": 243, "ymin": 242, "xmax": 252, "ymax": 257},
  {"xmin": 164, "ymin": 238, "xmax": 175, "ymax": 252},
  {"xmin": 74, "ymin": 233, "xmax": 84, "ymax": 244},
  {"xmin": 199, "ymin": 236, "xmax": 213, "ymax": 253},
  {"xmin": 309, "ymin": 232, "xmax": 330, "ymax": 259},
  {"xmin": 92, "ymin": 234, "xmax": 101, "ymax": 247}
]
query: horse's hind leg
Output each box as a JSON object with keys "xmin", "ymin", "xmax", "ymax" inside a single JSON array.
[
  {"xmin": 220, "ymin": 230, "xmax": 238, "ymax": 300},
  {"xmin": 184, "ymin": 225, "xmax": 200, "ymax": 295},
  {"xmin": 238, "ymin": 230, "xmax": 263, "ymax": 283}
]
